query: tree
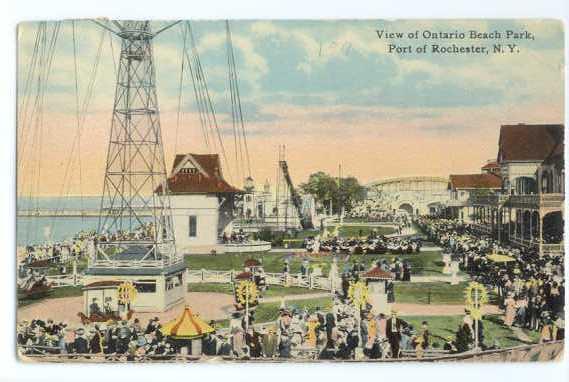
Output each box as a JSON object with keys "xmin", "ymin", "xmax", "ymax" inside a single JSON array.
[
  {"xmin": 299, "ymin": 172, "xmax": 365, "ymax": 214},
  {"xmin": 338, "ymin": 176, "xmax": 366, "ymax": 212}
]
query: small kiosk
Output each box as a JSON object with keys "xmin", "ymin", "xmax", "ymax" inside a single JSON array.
[
  {"xmin": 160, "ymin": 306, "xmax": 215, "ymax": 356},
  {"xmin": 361, "ymin": 267, "xmax": 394, "ymax": 315}
]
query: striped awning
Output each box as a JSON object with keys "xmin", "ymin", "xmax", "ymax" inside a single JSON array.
[{"xmin": 160, "ymin": 306, "xmax": 214, "ymax": 339}]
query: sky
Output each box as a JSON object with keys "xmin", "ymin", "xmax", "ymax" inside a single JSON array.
[{"xmin": 16, "ymin": 19, "xmax": 564, "ymax": 197}]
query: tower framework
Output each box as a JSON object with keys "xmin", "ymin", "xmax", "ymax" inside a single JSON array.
[
  {"xmin": 94, "ymin": 21, "xmax": 178, "ymax": 267},
  {"xmin": 83, "ymin": 20, "xmax": 186, "ymax": 315}
]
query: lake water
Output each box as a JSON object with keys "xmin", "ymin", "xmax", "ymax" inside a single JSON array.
[{"xmin": 18, "ymin": 196, "xmax": 103, "ymax": 246}]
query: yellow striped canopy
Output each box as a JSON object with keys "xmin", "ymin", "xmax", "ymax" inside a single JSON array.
[
  {"xmin": 487, "ymin": 253, "xmax": 516, "ymax": 263},
  {"xmin": 160, "ymin": 306, "xmax": 214, "ymax": 339}
]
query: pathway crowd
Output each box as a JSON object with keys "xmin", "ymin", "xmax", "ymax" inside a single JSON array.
[{"xmin": 417, "ymin": 217, "xmax": 565, "ymax": 343}]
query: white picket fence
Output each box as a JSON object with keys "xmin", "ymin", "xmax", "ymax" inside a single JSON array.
[
  {"xmin": 39, "ymin": 269, "xmax": 332, "ymax": 290},
  {"xmin": 186, "ymin": 269, "xmax": 334, "ymax": 291},
  {"xmin": 45, "ymin": 274, "xmax": 84, "ymax": 288}
]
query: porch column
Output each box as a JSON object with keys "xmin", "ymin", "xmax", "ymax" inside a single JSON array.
[
  {"xmin": 508, "ymin": 208, "xmax": 512, "ymax": 241},
  {"xmin": 520, "ymin": 210, "xmax": 524, "ymax": 241},
  {"xmin": 529, "ymin": 211, "xmax": 533, "ymax": 242},
  {"xmin": 539, "ymin": 212, "xmax": 544, "ymax": 256},
  {"xmin": 497, "ymin": 208, "xmax": 502, "ymax": 242}
]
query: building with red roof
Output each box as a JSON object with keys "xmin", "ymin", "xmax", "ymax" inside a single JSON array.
[
  {"xmin": 497, "ymin": 124, "xmax": 563, "ymax": 194},
  {"xmin": 447, "ymin": 169, "xmax": 503, "ymax": 222},
  {"xmin": 468, "ymin": 123, "xmax": 564, "ymax": 257},
  {"xmin": 161, "ymin": 153, "xmax": 243, "ymax": 254}
]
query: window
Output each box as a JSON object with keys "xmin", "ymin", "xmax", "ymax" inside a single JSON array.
[
  {"xmin": 180, "ymin": 167, "xmax": 198, "ymax": 174},
  {"xmin": 189, "ymin": 215, "xmax": 197, "ymax": 237},
  {"xmin": 135, "ymin": 280, "xmax": 156, "ymax": 293}
]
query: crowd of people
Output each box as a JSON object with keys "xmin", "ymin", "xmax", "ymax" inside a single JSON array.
[
  {"xmin": 17, "ymin": 317, "xmax": 179, "ymax": 360},
  {"xmin": 17, "ymin": 300, "xmax": 435, "ymax": 360},
  {"xmin": 303, "ymin": 232, "xmax": 422, "ymax": 255},
  {"xmin": 347, "ymin": 199, "xmax": 408, "ymax": 223},
  {"xmin": 221, "ymin": 229, "xmax": 251, "ymax": 244},
  {"xmin": 18, "ymin": 214, "xmax": 565, "ymax": 360},
  {"xmin": 417, "ymin": 217, "xmax": 565, "ymax": 343}
]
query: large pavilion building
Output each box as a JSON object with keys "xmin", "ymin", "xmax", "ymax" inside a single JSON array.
[{"xmin": 468, "ymin": 123, "xmax": 564, "ymax": 257}]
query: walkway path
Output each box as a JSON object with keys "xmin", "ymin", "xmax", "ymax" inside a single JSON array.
[
  {"xmin": 18, "ymin": 290, "xmax": 501, "ymax": 328},
  {"xmin": 410, "ymin": 275, "xmax": 467, "ymax": 283},
  {"xmin": 263, "ymin": 292, "xmax": 330, "ymax": 303},
  {"xmin": 511, "ymin": 326, "xmax": 532, "ymax": 343}
]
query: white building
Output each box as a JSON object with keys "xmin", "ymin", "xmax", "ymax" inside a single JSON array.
[
  {"xmin": 238, "ymin": 178, "xmax": 317, "ymax": 232},
  {"xmin": 447, "ymin": 171, "xmax": 502, "ymax": 222},
  {"xmin": 366, "ymin": 176, "xmax": 450, "ymax": 216},
  {"xmin": 164, "ymin": 153, "xmax": 242, "ymax": 254}
]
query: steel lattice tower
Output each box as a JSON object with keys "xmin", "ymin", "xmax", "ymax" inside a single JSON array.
[{"xmin": 94, "ymin": 21, "xmax": 178, "ymax": 266}]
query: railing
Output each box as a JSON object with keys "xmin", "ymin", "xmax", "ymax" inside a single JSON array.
[
  {"xmin": 186, "ymin": 269, "xmax": 334, "ymax": 291},
  {"xmin": 541, "ymin": 243, "xmax": 564, "ymax": 253},
  {"xmin": 45, "ymin": 274, "xmax": 84, "ymax": 288},
  {"xmin": 509, "ymin": 237, "xmax": 564, "ymax": 256},
  {"xmin": 88, "ymin": 259, "xmax": 178, "ymax": 268},
  {"xmin": 507, "ymin": 193, "xmax": 564, "ymax": 209},
  {"xmin": 469, "ymin": 194, "xmax": 509, "ymax": 206},
  {"xmin": 446, "ymin": 199, "xmax": 467, "ymax": 207},
  {"xmin": 222, "ymin": 241, "xmax": 272, "ymax": 253}
]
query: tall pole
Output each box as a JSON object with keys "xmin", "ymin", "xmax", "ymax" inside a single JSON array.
[
  {"xmin": 474, "ymin": 288, "xmax": 479, "ymax": 350},
  {"xmin": 245, "ymin": 287, "xmax": 250, "ymax": 333}
]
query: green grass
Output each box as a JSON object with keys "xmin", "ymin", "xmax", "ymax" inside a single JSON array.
[
  {"xmin": 187, "ymin": 283, "xmax": 233, "ymax": 294},
  {"xmin": 401, "ymin": 315, "xmax": 540, "ymax": 349},
  {"xmin": 187, "ymin": 283, "xmax": 319, "ymax": 297},
  {"xmin": 185, "ymin": 250, "xmax": 444, "ymax": 277},
  {"xmin": 394, "ymin": 282, "xmax": 470, "ymax": 304},
  {"xmin": 18, "ymin": 285, "xmax": 83, "ymax": 307}
]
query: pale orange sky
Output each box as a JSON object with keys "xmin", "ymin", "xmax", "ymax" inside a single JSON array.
[{"xmin": 17, "ymin": 20, "xmax": 565, "ymax": 197}]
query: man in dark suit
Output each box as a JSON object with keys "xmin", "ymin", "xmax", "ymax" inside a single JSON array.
[
  {"xmin": 386, "ymin": 310, "xmax": 403, "ymax": 358},
  {"xmin": 73, "ymin": 328, "xmax": 89, "ymax": 354}
]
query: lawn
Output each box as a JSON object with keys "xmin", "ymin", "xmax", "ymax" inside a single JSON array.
[
  {"xmin": 401, "ymin": 314, "xmax": 540, "ymax": 349},
  {"xmin": 187, "ymin": 283, "xmax": 319, "ymax": 297},
  {"xmin": 185, "ymin": 249, "xmax": 444, "ymax": 276},
  {"xmin": 18, "ymin": 285, "xmax": 83, "ymax": 307},
  {"xmin": 394, "ymin": 282, "xmax": 470, "ymax": 304}
]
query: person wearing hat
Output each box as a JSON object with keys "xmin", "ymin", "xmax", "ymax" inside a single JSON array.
[
  {"xmin": 104, "ymin": 320, "xmax": 117, "ymax": 355},
  {"xmin": 420, "ymin": 321, "xmax": 430, "ymax": 350},
  {"xmin": 503, "ymin": 292, "xmax": 516, "ymax": 327},
  {"xmin": 89, "ymin": 326, "xmax": 103, "ymax": 354},
  {"xmin": 202, "ymin": 332, "xmax": 218, "ymax": 356},
  {"xmin": 117, "ymin": 320, "xmax": 131, "ymax": 354},
  {"xmin": 89, "ymin": 298, "xmax": 102, "ymax": 316},
  {"xmin": 386, "ymin": 310, "xmax": 403, "ymax": 358},
  {"xmin": 218, "ymin": 335, "xmax": 232, "ymax": 356},
  {"xmin": 443, "ymin": 336, "xmax": 457, "ymax": 353},
  {"xmin": 63, "ymin": 325, "xmax": 75, "ymax": 354},
  {"xmin": 73, "ymin": 328, "xmax": 89, "ymax": 354},
  {"xmin": 245, "ymin": 327, "xmax": 262, "ymax": 358}
]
